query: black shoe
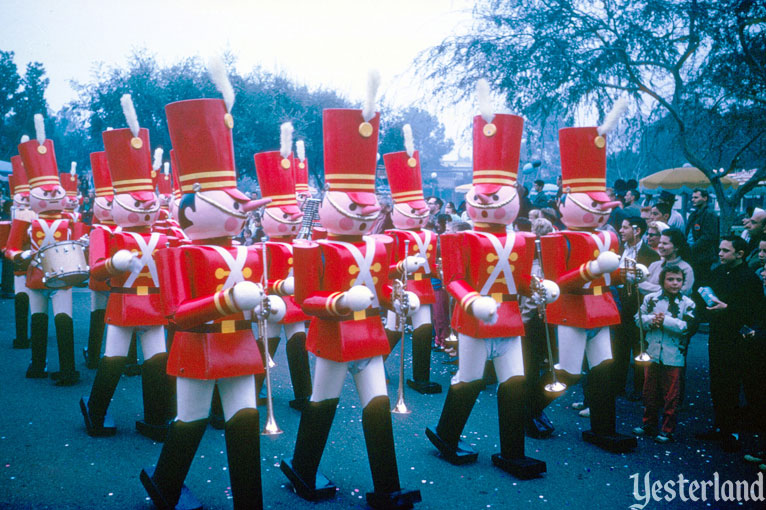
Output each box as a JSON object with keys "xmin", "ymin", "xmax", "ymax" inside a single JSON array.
[
  {"xmin": 123, "ymin": 363, "xmax": 141, "ymax": 377},
  {"xmin": 491, "ymin": 454, "xmax": 546, "ymax": 479},
  {"xmin": 695, "ymin": 428, "xmax": 724, "ymax": 441},
  {"xmin": 289, "ymin": 397, "xmax": 309, "ymax": 411},
  {"xmin": 526, "ymin": 417, "xmax": 554, "ymax": 439},
  {"xmin": 140, "ymin": 467, "xmax": 202, "ymax": 510},
  {"xmin": 406, "ymin": 379, "xmax": 443, "ymax": 394},
  {"xmin": 80, "ymin": 397, "xmax": 116, "ymax": 437},
  {"xmin": 582, "ymin": 430, "xmax": 637, "ymax": 453},
  {"xmin": 25, "ymin": 363, "xmax": 47, "ymax": 379},
  {"xmin": 54, "ymin": 370, "xmax": 80, "ymax": 386},
  {"xmin": 280, "ymin": 459, "xmax": 337, "ymax": 501},
  {"xmin": 366, "ymin": 489, "xmax": 422, "ymax": 510},
  {"xmin": 425, "ymin": 426, "xmax": 478, "ymax": 465}
]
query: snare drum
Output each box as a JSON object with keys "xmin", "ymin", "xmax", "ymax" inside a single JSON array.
[{"xmin": 32, "ymin": 240, "xmax": 89, "ymax": 289}]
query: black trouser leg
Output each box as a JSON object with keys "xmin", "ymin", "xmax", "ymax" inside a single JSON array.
[
  {"xmin": 285, "ymin": 332, "xmax": 311, "ymax": 401},
  {"xmin": 225, "ymin": 408, "xmax": 263, "ymax": 510},
  {"xmin": 13, "ymin": 292, "xmax": 29, "ymax": 348},
  {"xmin": 498, "ymin": 377, "xmax": 526, "ymax": 459},
  {"xmin": 26, "ymin": 313, "xmax": 48, "ymax": 377},
  {"xmin": 610, "ymin": 323, "xmax": 629, "ymax": 396},
  {"xmin": 136, "ymin": 353, "xmax": 173, "ymax": 441},
  {"xmin": 292, "ymin": 398, "xmax": 338, "ymax": 483},
  {"xmin": 411, "ymin": 324, "xmax": 433, "ymax": 382},
  {"xmin": 363, "ymin": 396, "xmax": 401, "ymax": 493},
  {"xmin": 1, "ymin": 258, "xmax": 14, "ymax": 297},
  {"xmin": 54, "ymin": 314, "xmax": 79, "ymax": 385},
  {"xmin": 86, "ymin": 356, "xmax": 127, "ymax": 425},
  {"xmin": 435, "ymin": 380, "xmax": 484, "ymax": 446},
  {"xmin": 588, "ymin": 360, "xmax": 616, "ymax": 435},
  {"xmin": 85, "ymin": 309, "xmax": 106, "ymax": 369},
  {"xmin": 145, "ymin": 418, "xmax": 208, "ymax": 507}
]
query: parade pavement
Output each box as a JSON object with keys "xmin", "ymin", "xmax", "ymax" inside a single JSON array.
[{"xmin": 0, "ymin": 288, "xmax": 762, "ymax": 509}]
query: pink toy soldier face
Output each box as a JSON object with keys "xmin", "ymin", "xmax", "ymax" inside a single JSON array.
[
  {"xmin": 179, "ymin": 190, "xmax": 270, "ymax": 241},
  {"xmin": 93, "ymin": 196, "xmax": 113, "ymax": 223},
  {"xmin": 64, "ymin": 194, "xmax": 79, "ymax": 210},
  {"xmin": 391, "ymin": 201, "xmax": 428, "ymax": 230},
  {"xmin": 261, "ymin": 205, "xmax": 303, "ymax": 237},
  {"xmin": 465, "ymin": 185, "xmax": 519, "ymax": 225},
  {"xmin": 29, "ymin": 184, "xmax": 66, "ymax": 214},
  {"xmin": 111, "ymin": 192, "xmax": 160, "ymax": 227},
  {"xmin": 558, "ymin": 192, "xmax": 621, "ymax": 229},
  {"xmin": 13, "ymin": 192, "xmax": 30, "ymax": 211},
  {"xmin": 319, "ymin": 191, "xmax": 381, "ymax": 235},
  {"xmin": 158, "ymin": 192, "xmax": 172, "ymax": 209}
]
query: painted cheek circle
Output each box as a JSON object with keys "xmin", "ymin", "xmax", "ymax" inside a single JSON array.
[
  {"xmin": 493, "ymin": 208, "xmax": 506, "ymax": 220},
  {"xmin": 127, "ymin": 212, "xmax": 140, "ymax": 223},
  {"xmin": 406, "ymin": 218, "xmax": 417, "ymax": 227},
  {"xmin": 37, "ymin": 200, "xmax": 47, "ymax": 208},
  {"xmin": 224, "ymin": 217, "xmax": 240, "ymax": 232},
  {"xmin": 582, "ymin": 213, "xmax": 595, "ymax": 224},
  {"xmin": 277, "ymin": 223, "xmax": 288, "ymax": 233},
  {"xmin": 338, "ymin": 217, "xmax": 355, "ymax": 231}
]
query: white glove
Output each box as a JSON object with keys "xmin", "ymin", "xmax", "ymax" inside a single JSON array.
[
  {"xmin": 231, "ymin": 281, "xmax": 265, "ymax": 311},
  {"xmin": 281, "ymin": 276, "xmax": 295, "ymax": 295},
  {"xmin": 262, "ymin": 295, "xmax": 286, "ymax": 322},
  {"xmin": 338, "ymin": 285, "xmax": 375, "ymax": 312},
  {"xmin": 588, "ymin": 251, "xmax": 620, "ymax": 275},
  {"xmin": 403, "ymin": 255, "xmax": 427, "ymax": 273},
  {"xmin": 20, "ymin": 250, "xmax": 33, "ymax": 260},
  {"xmin": 471, "ymin": 296, "xmax": 499, "ymax": 325},
  {"xmin": 394, "ymin": 291, "xmax": 420, "ymax": 317},
  {"xmin": 541, "ymin": 279, "xmax": 560, "ymax": 303},
  {"xmin": 626, "ymin": 263, "xmax": 649, "ymax": 284},
  {"xmin": 111, "ymin": 249, "xmax": 139, "ymax": 272}
]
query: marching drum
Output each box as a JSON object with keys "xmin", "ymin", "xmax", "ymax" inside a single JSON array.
[{"xmin": 33, "ymin": 240, "xmax": 89, "ymax": 288}]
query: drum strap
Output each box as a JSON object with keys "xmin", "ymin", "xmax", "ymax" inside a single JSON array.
[
  {"xmin": 326, "ymin": 236, "xmax": 380, "ymax": 308},
  {"xmin": 123, "ymin": 232, "xmax": 161, "ymax": 288},
  {"xmin": 33, "ymin": 219, "xmax": 65, "ymax": 250}
]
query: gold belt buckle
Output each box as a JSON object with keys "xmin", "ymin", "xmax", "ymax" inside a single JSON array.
[
  {"xmin": 136, "ymin": 286, "xmax": 148, "ymax": 296},
  {"xmin": 353, "ymin": 310, "xmax": 367, "ymax": 321},
  {"xmin": 592, "ymin": 286, "xmax": 602, "ymax": 296},
  {"xmin": 491, "ymin": 292, "xmax": 503, "ymax": 303},
  {"xmin": 413, "ymin": 273, "xmax": 423, "ymax": 281},
  {"xmin": 221, "ymin": 320, "xmax": 236, "ymax": 334}
]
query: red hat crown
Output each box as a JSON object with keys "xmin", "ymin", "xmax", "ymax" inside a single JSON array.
[
  {"xmin": 558, "ymin": 127, "xmax": 607, "ymax": 197},
  {"xmin": 165, "ymin": 99, "xmax": 242, "ymax": 197},
  {"xmin": 61, "ymin": 170, "xmax": 79, "ymax": 196},
  {"xmin": 383, "ymin": 151, "xmax": 425, "ymax": 207},
  {"xmin": 10, "ymin": 155, "xmax": 29, "ymax": 195},
  {"xmin": 472, "ymin": 114, "xmax": 524, "ymax": 193},
  {"xmin": 157, "ymin": 169, "xmax": 172, "ymax": 195},
  {"xmin": 323, "ymin": 109, "xmax": 380, "ymax": 202},
  {"xmin": 254, "ymin": 151, "xmax": 299, "ymax": 211},
  {"xmin": 102, "ymin": 128, "xmax": 154, "ymax": 196},
  {"xmin": 90, "ymin": 151, "xmax": 113, "ymax": 198},
  {"xmin": 294, "ymin": 156, "xmax": 309, "ymax": 193},
  {"xmin": 18, "ymin": 139, "xmax": 60, "ymax": 190},
  {"xmin": 170, "ymin": 150, "xmax": 181, "ymax": 199}
]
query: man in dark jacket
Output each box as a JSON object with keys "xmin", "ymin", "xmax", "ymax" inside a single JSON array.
[
  {"xmin": 612, "ymin": 217, "xmax": 660, "ymax": 399},
  {"xmin": 685, "ymin": 189, "xmax": 719, "ymax": 287},
  {"xmin": 696, "ymin": 236, "xmax": 763, "ymax": 452}
]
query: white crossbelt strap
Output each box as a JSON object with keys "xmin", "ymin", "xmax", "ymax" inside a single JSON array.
[
  {"xmin": 33, "ymin": 219, "xmax": 64, "ymax": 249},
  {"xmin": 477, "ymin": 231, "xmax": 517, "ymax": 296},
  {"xmin": 123, "ymin": 232, "xmax": 161, "ymax": 288},
  {"xmin": 329, "ymin": 236, "xmax": 380, "ymax": 307},
  {"xmin": 210, "ymin": 245, "xmax": 248, "ymax": 290},
  {"xmin": 408, "ymin": 230, "xmax": 432, "ymax": 274},
  {"xmin": 585, "ymin": 232, "xmax": 612, "ymax": 287}
]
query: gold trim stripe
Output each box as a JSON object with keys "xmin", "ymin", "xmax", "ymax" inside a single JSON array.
[
  {"xmin": 269, "ymin": 200, "xmax": 298, "ymax": 207},
  {"xmin": 266, "ymin": 193, "xmax": 297, "ymax": 200},
  {"xmin": 179, "ymin": 171, "xmax": 236, "ymax": 182},
  {"xmin": 28, "ymin": 176, "xmax": 60, "ymax": 186},
  {"xmin": 460, "ymin": 291, "xmax": 480, "ymax": 307},
  {"xmin": 114, "ymin": 184, "xmax": 155, "ymax": 193},
  {"xmin": 112, "ymin": 178, "xmax": 153, "ymax": 185},
  {"xmin": 391, "ymin": 191, "xmax": 424, "ymax": 199},
  {"xmin": 562, "ymin": 178, "xmax": 604, "ymax": 184},
  {"xmin": 15, "ymin": 185, "xmax": 30, "ymax": 192},
  {"xmin": 222, "ymin": 288, "xmax": 236, "ymax": 314},
  {"xmin": 473, "ymin": 170, "xmax": 518, "ymax": 178},
  {"xmin": 567, "ymin": 185, "xmax": 607, "ymax": 192},
  {"xmin": 181, "ymin": 180, "xmax": 238, "ymax": 192},
  {"xmin": 214, "ymin": 291, "xmax": 226, "ymax": 315},
  {"xmin": 325, "ymin": 173, "xmax": 375, "ymax": 180},
  {"xmin": 472, "ymin": 178, "xmax": 515, "ymax": 185},
  {"xmin": 328, "ymin": 183, "xmax": 375, "ymax": 190},
  {"xmin": 95, "ymin": 187, "xmax": 112, "ymax": 194},
  {"xmin": 463, "ymin": 294, "xmax": 481, "ymax": 312}
]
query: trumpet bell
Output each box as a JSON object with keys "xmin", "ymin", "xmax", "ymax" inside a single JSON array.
[
  {"xmin": 544, "ymin": 381, "xmax": 567, "ymax": 394},
  {"xmin": 634, "ymin": 352, "xmax": 652, "ymax": 364},
  {"xmin": 261, "ymin": 414, "xmax": 283, "ymax": 436},
  {"xmin": 391, "ymin": 396, "xmax": 412, "ymax": 415}
]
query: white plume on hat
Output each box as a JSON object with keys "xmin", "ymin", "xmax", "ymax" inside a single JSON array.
[
  {"xmin": 295, "ymin": 140, "xmax": 306, "ymax": 163},
  {"xmin": 597, "ymin": 96, "xmax": 629, "ymax": 136},
  {"xmin": 403, "ymin": 124, "xmax": 415, "ymax": 157},
  {"xmin": 477, "ymin": 79, "xmax": 494, "ymax": 124},
  {"xmin": 208, "ymin": 55, "xmax": 235, "ymax": 113},
  {"xmin": 163, "ymin": 162, "xmax": 170, "ymax": 175},
  {"xmin": 152, "ymin": 148, "xmax": 164, "ymax": 170},
  {"xmin": 120, "ymin": 94, "xmax": 140, "ymax": 137},
  {"xmin": 70, "ymin": 162, "xmax": 77, "ymax": 174},
  {"xmin": 280, "ymin": 122, "xmax": 294, "ymax": 159},
  {"xmin": 34, "ymin": 114, "xmax": 46, "ymax": 144},
  {"xmin": 20, "ymin": 135, "xmax": 30, "ymax": 143},
  {"xmin": 362, "ymin": 70, "xmax": 380, "ymax": 122}
]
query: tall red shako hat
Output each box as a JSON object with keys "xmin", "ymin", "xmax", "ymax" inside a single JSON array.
[
  {"xmin": 10, "ymin": 154, "xmax": 29, "ymax": 196},
  {"xmin": 254, "ymin": 122, "xmax": 300, "ymax": 214},
  {"xmin": 61, "ymin": 162, "xmax": 79, "ymax": 198},
  {"xmin": 472, "ymin": 79, "xmax": 524, "ymax": 195},
  {"xmin": 90, "ymin": 151, "xmax": 112, "ymax": 200},
  {"xmin": 559, "ymin": 96, "xmax": 629, "ymax": 202},
  {"xmin": 165, "ymin": 57, "xmax": 249, "ymax": 202},
  {"xmin": 383, "ymin": 124, "xmax": 426, "ymax": 209},
  {"xmin": 102, "ymin": 95, "xmax": 154, "ymax": 200},
  {"xmin": 323, "ymin": 71, "xmax": 381, "ymax": 205},
  {"xmin": 169, "ymin": 150, "xmax": 181, "ymax": 201},
  {"xmin": 18, "ymin": 114, "xmax": 61, "ymax": 191},
  {"xmin": 293, "ymin": 139, "xmax": 310, "ymax": 195}
]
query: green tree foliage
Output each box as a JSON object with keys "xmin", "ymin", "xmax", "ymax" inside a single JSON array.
[
  {"xmin": 378, "ymin": 106, "xmax": 454, "ymax": 172},
  {"xmin": 418, "ymin": 0, "xmax": 766, "ymax": 231}
]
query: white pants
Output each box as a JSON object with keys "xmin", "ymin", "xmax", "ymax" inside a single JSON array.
[
  {"xmin": 265, "ymin": 321, "xmax": 306, "ymax": 339},
  {"xmin": 311, "ymin": 356, "xmax": 388, "ymax": 408},
  {"xmin": 385, "ymin": 304, "xmax": 432, "ymax": 332},
  {"xmin": 14, "ymin": 275, "xmax": 28, "ymax": 296},
  {"xmin": 176, "ymin": 375, "xmax": 256, "ymax": 422},
  {"xmin": 28, "ymin": 287, "xmax": 72, "ymax": 317},
  {"xmin": 453, "ymin": 333, "xmax": 524, "ymax": 385},
  {"xmin": 555, "ymin": 325, "xmax": 612, "ymax": 375},
  {"xmin": 103, "ymin": 324, "xmax": 166, "ymax": 360}
]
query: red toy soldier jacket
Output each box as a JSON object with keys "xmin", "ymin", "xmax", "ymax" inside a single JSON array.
[
  {"xmin": 264, "ymin": 240, "xmax": 310, "ymax": 325},
  {"xmin": 89, "ymin": 227, "xmax": 167, "ymax": 326},
  {"xmin": 5, "ymin": 214, "xmax": 72, "ymax": 289},
  {"xmin": 384, "ymin": 228, "xmax": 437, "ymax": 305},
  {"xmin": 541, "ymin": 230, "xmax": 621, "ymax": 329},
  {"xmin": 88, "ymin": 222, "xmax": 120, "ymax": 292},
  {"xmin": 441, "ymin": 226, "xmax": 533, "ymax": 338},
  {"xmin": 156, "ymin": 241, "xmax": 265, "ymax": 379},
  {"xmin": 293, "ymin": 234, "xmax": 395, "ymax": 362}
]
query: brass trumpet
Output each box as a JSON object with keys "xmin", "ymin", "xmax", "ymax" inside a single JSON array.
[
  {"xmin": 533, "ymin": 237, "xmax": 566, "ymax": 394},
  {"xmin": 258, "ymin": 243, "xmax": 283, "ymax": 436},
  {"xmin": 391, "ymin": 240, "xmax": 412, "ymax": 415},
  {"xmin": 622, "ymin": 256, "xmax": 651, "ymax": 364}
]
